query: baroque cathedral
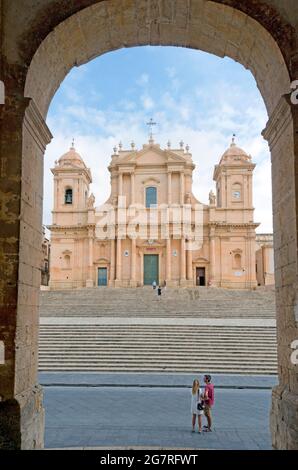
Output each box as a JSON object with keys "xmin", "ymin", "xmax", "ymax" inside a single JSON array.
[{"xmin": 48, "ymin": 136, "xmax": 274, "ymax": 289}]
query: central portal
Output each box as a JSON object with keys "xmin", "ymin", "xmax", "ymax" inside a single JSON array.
[
  {"xmin": 98, "ymin": 267, "xmax": 108, "ymax": 286},
  {"xmin": 144, "ymin": 254, "xmax": 159, "ymax": 285}
]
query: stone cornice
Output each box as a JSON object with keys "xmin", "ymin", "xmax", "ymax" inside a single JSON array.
[
  {"xmin": 51, "ymin": 209, "xmax": 88, "ymax": 215},
  {"xmin": 209, "ymin": 222, "xmax": 259, "ymax": 229},
  {"xmin": 47, "ymin": 224, "xmax": 91, "ymax": 231},
  {"xmin": 51, "ymin": 166, "xmax": 92, "ymax": 183},
  {"xmin": 262, "ymin": 95, "xmax": 292, "ymax": 150},
  {"xmin": 109, "ymin": 162, "xmax": 195, "ymax": 173},
  {"xmin": 216, "ymin": 163, "xmax": 255, "ymax": 171},
  {"xmin": 213, "ymin": 162, "xmax": 255, "ymax": 181},
  {"xmin": 210, "ymin": 207, "xmax": 256, "ymax": 212},
  {"xmin": 23, "ymin": 99, "xmax": 53, "ymax": 152}
]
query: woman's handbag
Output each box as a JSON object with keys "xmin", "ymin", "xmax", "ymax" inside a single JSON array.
[{"xmin": 197, "ymin": 402, "xmax": 205, "ymax": 411}]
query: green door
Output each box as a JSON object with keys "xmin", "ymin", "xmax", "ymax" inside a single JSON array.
[
  {"xmin": 144, "ymin": 255, "xmax": 159, "ymax": 285},
  {"xmin": 98, "ymin": 268, "xmax": 108, "ymax": 286}
]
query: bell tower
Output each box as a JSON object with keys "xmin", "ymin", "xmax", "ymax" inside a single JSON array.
[
  {"xmin": 213, "ymin": 137, "xmax": 255, "ymax": 211},
  {"xmin": 51, "ymin": 143, "xmax": 92, "ymax": 226}
]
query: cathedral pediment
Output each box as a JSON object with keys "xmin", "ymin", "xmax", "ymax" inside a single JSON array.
[
  {"xmin": 117, "ymin": 145, "xmax": 188, "ymax": 166},
  {"xmin": 136, "ymin": 146, "xmax": 167, "ymax": 165},
  {"xmin": 166, "ymin": 151, "xmax": 189, "ymax": 163},
  {"xmin": 117, "ymin": 153, "xmax": 137, "ymax": 164}
]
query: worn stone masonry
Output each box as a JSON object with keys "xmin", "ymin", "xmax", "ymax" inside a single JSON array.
[{"xmin": 0, "ymin": 0, "xmax": 298, "ymax": 449}]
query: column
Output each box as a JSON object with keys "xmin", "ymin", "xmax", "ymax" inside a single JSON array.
[
  {"xmin": 0, "ymin": 98, "xmax": 52, "ymax": 449},
  {"xmin": 249, "ymin": 234, "xmax": 257, "ymax": 288},
  {"xmin": 116, "ymin": 237, "xmax": 122, "ymax": 283},
  {"xmin": 118, "ymin": 172, "xmax": 123, "ymax": 196},
  {"xmin": 244, "ymin": 175, "xmax": 248, "ymax": 207},
  {"xmin": 130, "ymin": 172, "xmax": 135, "ymax": 205},
  {"xmin": 187, "ymin": 239, "xmax": 193, "ymax": 282},
  {"xmin": 180, "ymin": 172, "xmax": 185, "ymax": 205},
  {"xmin": 109, "ymin": 238, "xmax": 115, "ymax": 284},
  {"xmin": 85, "ymin": 230, "xmax": 94, "ymax": 287},
  {"xmin": 262, "ymin": 95, "xmax": 298, "ymax": 449},
  {"xmin": 89, "ymin": 235, "xmax": 93, "ymax": 276},
  {"xmin": 226, "ymin": 175, "xmax": 231, "ymax": 207},
  {"xmin": 209, "ymin": 233, "xmax": 216, "ymax": 285},
  {"xmin": 248, "ymin": 174, "xmax": 253, "ymax": 207},
  {"xmin": 167, "ymin": 171, "xmax": 172, "ymax": 205},
  {"xmin": 180, "ymin": 236, "xmax": 186, "ymax": 281},
  {"xmin": 131, "ymin": 237, "xmax": 136, "ymax": 286},
  {"xmin": 89, "ymin": 236, "xmax": 93, "ymax": 272},
  {"xmin": 166, "ymin": 236, "xmax": 172, "ymax": 282}
]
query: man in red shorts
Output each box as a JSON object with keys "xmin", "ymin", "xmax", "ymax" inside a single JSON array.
[{"xmin": 202, "ymin": 374, "xmax": 214, "ymax": 432}]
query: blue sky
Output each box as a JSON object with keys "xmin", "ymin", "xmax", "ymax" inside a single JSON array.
[{"xmin": 44, "ymin": 46, "xmax": 272, "ymax": 231}]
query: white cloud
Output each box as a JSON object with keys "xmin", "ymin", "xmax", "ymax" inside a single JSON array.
[
  {"xmin": 119, "ymin": 99, "xmax": 137, "ymax": 111},
  {"xmin": 166, "ymin": 67, "xmax": 176, "ymax": 79},
  {"xmin": 141, "ymin": 94, "xmax": 155, "ymax": 110},
  {"xmin": 136, "ymin": 73, "xmax": 149, "ymax": 86}
]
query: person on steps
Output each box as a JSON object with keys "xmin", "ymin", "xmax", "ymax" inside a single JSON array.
[{"xmin": 157, "ymin": 285, "xmax": 162, "ymax": 300}]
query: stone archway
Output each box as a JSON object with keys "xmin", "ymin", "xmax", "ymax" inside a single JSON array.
[{"xmin": 0, "ymin": 0, "xmax": 297, "ymax": 450}]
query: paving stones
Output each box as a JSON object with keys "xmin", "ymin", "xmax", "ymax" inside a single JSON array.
[{"xmin": 43, "ymin": 381, "xmax": 272, "ymax": 450}]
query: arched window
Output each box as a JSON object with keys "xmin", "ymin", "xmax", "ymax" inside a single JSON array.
[
  {"xmin": 65, "ymin": 188, "xmax": 73, "ymax": 204},
  {"xmin": 146, "ymin": 187, "xmax": 157, "ymax": 208},
  {"xmin": 234, "ymin": 253, "xmax": 242, "ymax": 269}
]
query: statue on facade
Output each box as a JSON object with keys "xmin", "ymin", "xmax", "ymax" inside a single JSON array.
[
  {"xmin": 185, "ymin": 193, "xmax": 191, "ymax": 204},
  {"xmin": 209, "ymin": 190, "xmax": 216, "ymax": 205},
  {"xmin": 87, "ymin": 193, "xmax": 95, "ymax": 209}
]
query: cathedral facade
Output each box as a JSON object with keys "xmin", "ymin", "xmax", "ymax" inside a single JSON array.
[{"xmin": 48, "ymin": 137, "xmax": 271, "ymax": 290}]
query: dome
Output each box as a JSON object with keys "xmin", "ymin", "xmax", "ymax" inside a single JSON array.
[
  {"xmin": 220, "ymin": 137, "xmax": 251, "ymax": 164},
  {"xmin": 58, "ymin": 145, "xmax": 86, "ymax": 168}
]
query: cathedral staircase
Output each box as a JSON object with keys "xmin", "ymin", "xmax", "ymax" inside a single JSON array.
[
  {"xmin": 40, "ymin": 286, "xmax": 276, "ymax": 318},
  {"xmin": 39, "ymin": 287, "xmax": 277, "ymax": 375}
]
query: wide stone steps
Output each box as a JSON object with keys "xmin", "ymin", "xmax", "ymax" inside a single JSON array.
[
  {"xmin": 40, "ymin": 287, "xmax": 276, "ymax": 318},
  {"xmin": 40, "ymin": 309, "xmax": 275, "ymax": 318},
  {"xmin": 38, "ymin": 325, "xmax": 277, "ymax": 374}
]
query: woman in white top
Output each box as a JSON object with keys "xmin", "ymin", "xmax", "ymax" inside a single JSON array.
[{"xmin": 191, "ymin": 379, "xmax": 203, "ymax": 433}]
